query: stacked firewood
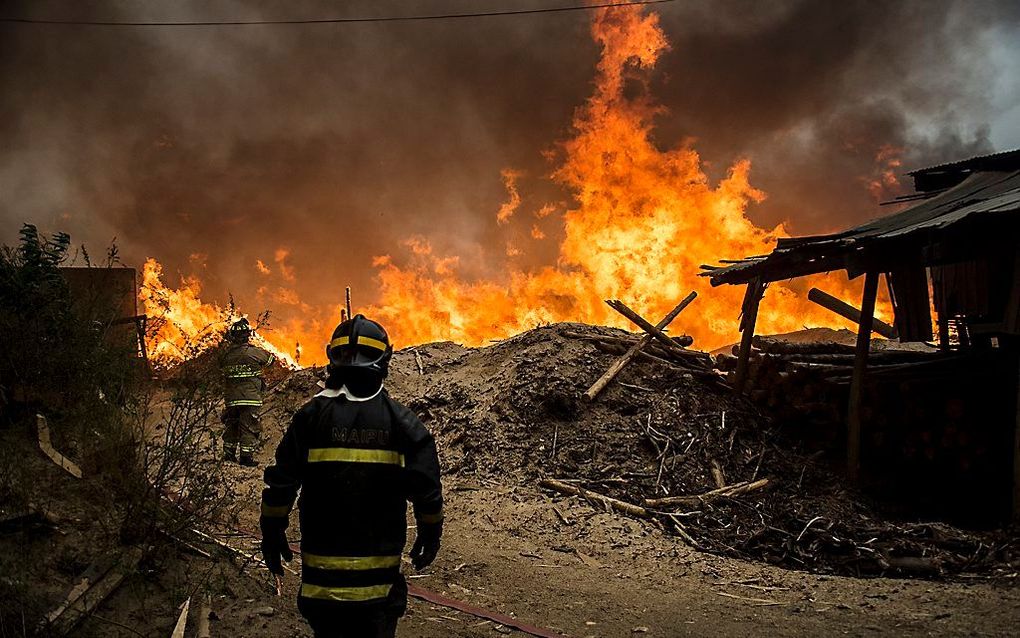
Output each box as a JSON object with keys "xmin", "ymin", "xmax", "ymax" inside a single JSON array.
[{"xmin": 715, "ymin": 336, "xmax": 939, "ymax": 429}]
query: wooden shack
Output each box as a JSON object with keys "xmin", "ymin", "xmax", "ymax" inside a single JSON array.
[
  {"xmin": 60, "ymin": 267, "xmax": 147, "ymax": 366},
  {"xmin": 702, "ymin": 149, "xmax": 1020, "ymax": 522}
]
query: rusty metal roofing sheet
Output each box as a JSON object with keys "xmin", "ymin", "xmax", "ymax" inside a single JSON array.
[{"xmin": 704, "ymin": 169, "xmax": 1020, "ymax": 286}]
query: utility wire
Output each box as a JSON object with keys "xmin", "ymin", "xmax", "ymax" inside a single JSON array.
[{"xmin": 0, "ymin": 0, "xmax": 676, "ymax": 26}]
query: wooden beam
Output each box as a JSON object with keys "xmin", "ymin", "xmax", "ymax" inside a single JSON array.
[
  {"xmin": 1013, "ymin": 350, "xmax": 1020, "ymax": 525},
  {"xmin": 170, "ymin": 597, "xmax": 191, "ymax": 638},
  {"xmin": 605, "ymin": 299, "xmax": 695, "ymax": 355},
  {"xmin": 37, "ymin": 414, "xmax": 82, "ymax": 479},
  {"xmin": 847, "ymin": 271, "xmax": 880, "ymax": 484},
  {"xmin": 807, "ymin": 287, "xmax": 898, "ymax": 339},
  {"xmin": 734, "ymin": 278, "xmax": 765, "ymax": 395},
  {"xmin": 583, "ymin": 292, "xmax": 697, "ymax": 401}
]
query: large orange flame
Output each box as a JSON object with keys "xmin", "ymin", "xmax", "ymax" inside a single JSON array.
[
  {"xmin": 140, "ymin": 258, "xmax": 299, "ymax": 368},
  {"xmin": 362, "ymin": 7, "xmax": 887, "ymax": 349},
  {"xmin": 141, "ymin": 6, "xmax": 891, "ymax": 367}
]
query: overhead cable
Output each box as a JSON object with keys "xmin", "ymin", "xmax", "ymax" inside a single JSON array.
[{"xmin": 0, "ymin": 0, "xmax": 677, "ymax": 27}]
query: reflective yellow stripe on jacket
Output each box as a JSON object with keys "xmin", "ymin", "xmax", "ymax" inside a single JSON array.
[
  {"xmin": 300, "ymin": 583, "xmax": 393, "ymax": 602},
  {"xmin": 302, "ymin": 553, "xmax": 401, "ymax": 570},
  {"xmin": 224, "ymin": 364, "xmax": 261, "ymax": 378},
  {"xmin": 307, "ymin": 447, "xmax": 404, "ymax": 466}
]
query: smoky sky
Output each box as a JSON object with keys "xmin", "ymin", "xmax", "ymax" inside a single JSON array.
[{"xmin": 1, "ymin": 0, "xmax": 1018, "ymax": 326}]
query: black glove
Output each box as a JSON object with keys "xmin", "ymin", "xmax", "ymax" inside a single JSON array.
[
  {"xmin": 410, "ymin": 520, "xmax": 442, "ymax": 571},
  {"xmin": 260, "ymin": 519, "xmax": 293, "ymax": 576}
]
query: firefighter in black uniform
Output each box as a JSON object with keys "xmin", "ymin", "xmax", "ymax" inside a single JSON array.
[
  {"xmin": 260, "ymin": 315, "xmax": 443, "ymax": 638},
  {"xmin": 220, "ymin": 318, "xmax": 275, "ymax": 466}
]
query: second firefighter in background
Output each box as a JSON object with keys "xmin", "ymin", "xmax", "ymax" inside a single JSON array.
[
  {"xmin": 260, "ymin": 315, "xmax": 443, "ymax": 638},
  {"xmin": 220, "ymin": 318, "xmax": 275, "ymax": 466}
]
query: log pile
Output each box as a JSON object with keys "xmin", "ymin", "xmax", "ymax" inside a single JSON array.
[{"xmin": 715, "ymin": 336, "xmax": 940, "ymax": 431}]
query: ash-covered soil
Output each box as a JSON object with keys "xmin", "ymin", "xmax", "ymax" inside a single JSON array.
[{"xmin": 268, "ymin": 323, "xmax": 1019, "ymax": 579}]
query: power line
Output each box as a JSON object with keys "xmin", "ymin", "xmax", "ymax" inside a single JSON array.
[{"xmin": 0, "ymin": 0, "xmax": 676, "ymax": 26}]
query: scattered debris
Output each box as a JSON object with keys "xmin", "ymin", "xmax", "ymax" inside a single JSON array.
[
  {"xmin": 36, "ymin": 414, "xmax": 82, "ymax": 479},
  {"xmin": 41, "ymin": 546, "xmax": 143, "ymax": 636},
  {"xmin": 170, "ymin": 597, "xmax": 191, "ymax": 638}
]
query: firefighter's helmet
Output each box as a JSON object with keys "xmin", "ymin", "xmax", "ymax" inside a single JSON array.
[
  {"xmin": 227, "ymin": 317, "xmax": 252, "ymax": 344},
  {"xmin": 326, "ymin": 314, "xmax": 393, "ymax": 378}
]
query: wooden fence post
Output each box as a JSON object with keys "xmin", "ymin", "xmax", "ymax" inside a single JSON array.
[
  {"xmin": 847, "ymin": 271, "xmax": 879, "ymax": 484},
  {"xmin": 734, "ymin": 278, "xmax": 765, "ymax": 395}
]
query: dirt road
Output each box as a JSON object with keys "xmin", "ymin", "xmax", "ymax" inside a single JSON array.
[{"xmin": 221, "ymin": 470, "xmax": 1020, "ymax": 638}]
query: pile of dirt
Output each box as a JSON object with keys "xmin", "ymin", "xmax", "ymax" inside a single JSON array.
[{"xmin": 266, "ymin": 323, "xmax": 1018, "ymax": 580}]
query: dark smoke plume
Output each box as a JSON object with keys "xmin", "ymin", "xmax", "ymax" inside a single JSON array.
[{"xmin": 1, "ymin": 0, "xmax": 1017, "ymax": 327}]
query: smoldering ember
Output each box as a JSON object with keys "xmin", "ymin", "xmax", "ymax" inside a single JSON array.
[{"xmin": 1, "ymin": 1, "xmax": 1019, "ymax": 637}]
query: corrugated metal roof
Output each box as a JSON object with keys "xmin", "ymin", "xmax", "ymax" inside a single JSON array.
[
  {"xmin": 906, "ymin": 148, "xmax": 1020, "ymax": 177},
  {"xmin": 703, "ymin": 169, "xmax": 1020, "ymax": 286}
]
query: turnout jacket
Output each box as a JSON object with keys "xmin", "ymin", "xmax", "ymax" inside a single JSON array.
[
  {"xmin": 260, "ymin": 388, "xmax": 443, "ymax": 616},
  {"xmin": 221, "ymin": 343, "xmax": 275, "ymax": 408}
]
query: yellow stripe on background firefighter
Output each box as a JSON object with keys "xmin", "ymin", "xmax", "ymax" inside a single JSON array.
[
  {"xmin": 260, "ymin": 314, "xmax": 443, "ymax": 638},
  {"xmin": 219, "ymin": 317, "xmax": 275, "ymax": 466}
]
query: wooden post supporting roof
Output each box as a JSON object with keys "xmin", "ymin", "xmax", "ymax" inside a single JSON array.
[
  {"xmin": 847, "ymin": 271, "xmax": 880, "ymax": 484},
  {"xmin": 1013, "ymin": 350, "xmax": 1020, "ymax": 525},
  {"xmin": 734, "ymin": 277, "xmax": 765, "ymax": 395}
]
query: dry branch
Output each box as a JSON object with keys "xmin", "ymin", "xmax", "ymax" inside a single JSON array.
[
  {"xmin": 539, "ymin": 478, "xmax": 649, "ymax": 519},
  {"xmin": 643, "ymin": 479, "xmax": 770, "ymax": 509}
]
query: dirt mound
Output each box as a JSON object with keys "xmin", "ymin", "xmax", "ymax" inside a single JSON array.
[{"xmin": 268, "ymin": 323, "xmax": 1017, "ymax": 579}]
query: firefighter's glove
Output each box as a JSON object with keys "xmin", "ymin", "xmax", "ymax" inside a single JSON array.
[
  {"xmin": 260, "ymin": 518, "xmax": 293, "ymax": 576},
  {"xmin": 410, "ymin": 520, "xmax": 442, "ymax": 571}
]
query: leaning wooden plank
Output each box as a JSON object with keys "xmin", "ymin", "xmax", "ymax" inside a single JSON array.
[
  {"xmin": 170, "ymin": 597, "xmax": 191, "ymax": 638},
  {"xmin": 45, "ymin": 546, "xmax": 143, "ymax": 636},
  {"xmin": 808, "ymin": 287, "xmax": 898, "ymax": 340},
  {"xmin": 539, "ymin": 478, "xmax": 649, "ymax": 519},
  {"xmin": 36, "ymin": 414, "xmax": 82, "ymax": 479},
  {"xmin": 583, "ymin": 292, "xmax": 697, "ymax": 401},
  {"xmin": 643, "ymin": 479, "xmax": 770, "ymax": 509}
]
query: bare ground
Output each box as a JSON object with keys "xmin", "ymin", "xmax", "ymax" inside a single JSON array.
[{"xmin": 4, "ymin": 323, "xmax": 1020, "ymax": 637}]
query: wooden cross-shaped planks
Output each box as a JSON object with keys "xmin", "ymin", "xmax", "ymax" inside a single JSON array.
[{"xmin": 583, "ymin": 292, "xmax": 697, "ymax": 401}]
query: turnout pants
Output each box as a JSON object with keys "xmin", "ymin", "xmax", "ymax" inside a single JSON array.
[
  {"xmin": 222, "ymin": 405, "xmax": 260, "ymax": 455},
  {"xmin": 307, "ymin": 613, "xmax": 399, "ymax": 638}
]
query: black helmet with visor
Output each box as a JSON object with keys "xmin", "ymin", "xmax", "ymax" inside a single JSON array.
[
  {"xmin": 227, "ymin": 317, "xmax": 252, "ymax": 344},
  {"xmin": 325, "ymin": 314, "xmax": 392, "ymax": 397}
]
